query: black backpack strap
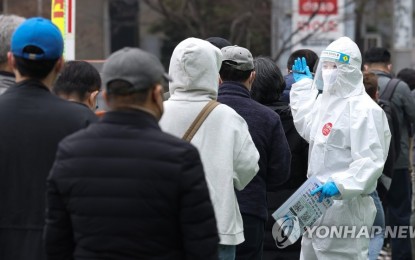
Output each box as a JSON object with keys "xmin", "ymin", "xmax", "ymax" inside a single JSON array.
[{"xmin": 379, "ymin": 78, "xmax": 400, "ymax": 101}]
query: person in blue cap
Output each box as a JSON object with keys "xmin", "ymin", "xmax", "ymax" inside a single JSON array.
[{"xmin": 0, "ymin": 17, "xmax": 96, "ymax": 260}]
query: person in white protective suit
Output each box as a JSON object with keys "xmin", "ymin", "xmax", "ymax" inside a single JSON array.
[{"xmin": 290, "ymin": 36, "xmax": 391, "ymax": 259}]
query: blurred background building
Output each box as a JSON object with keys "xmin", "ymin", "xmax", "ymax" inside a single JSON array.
[{"xmin": 0, "ymin": 0, "xmax": 414, "ymax": 72}]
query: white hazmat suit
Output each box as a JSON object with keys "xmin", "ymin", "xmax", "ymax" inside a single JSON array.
[{"xmin": 290, "ymin": 37, "xmax": 391, "ymax": 259}]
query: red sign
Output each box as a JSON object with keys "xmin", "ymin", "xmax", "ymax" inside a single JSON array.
[
  {"xmin": 299, "ymin": 0, "xmax": 338, "ymax": 15},
  {"xmin": 296, "ymin": 20, "xmax": 338, "ymax": 32},
  {"xmin": 322, "ymin": 122, "xmax": 333, "ymax": 136},
  {"xmin": 52, "ymin": 0, "xmax": 64, "ymax": 19}
]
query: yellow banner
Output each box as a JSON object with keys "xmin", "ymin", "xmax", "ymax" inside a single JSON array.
[{"xmin": 51, "ymin": 0, "xmax": 65, "ymax": 39}]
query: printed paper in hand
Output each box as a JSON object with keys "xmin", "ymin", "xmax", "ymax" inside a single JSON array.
[{"xmin": 271, "ymin": 176, "xmax": 333, "ymax": 248}]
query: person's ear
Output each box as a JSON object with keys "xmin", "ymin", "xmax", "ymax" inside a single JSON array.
[
  {"xmin": 54, "ymin": 57, "xmax": 65, "ymax": 74},
  {"xmin": 387, "ymin": 64, "xmax": 392, "ymax": 73},
  {"xmin": 87, "ymin": 90, "xmax": 100, "ymax": 110},
  {"xmin": 250, "ymin": 71, "xmax": 256, "ymax": 84},
  {"xmin": 7, "ymin": 52, "xmax": 16, "ymax": 71},
  {"xmin": 151, "ymin": 84, "xmax": 163, "ymax": 102},
  {"xmin": 363, "ymin": 64, "xmax": 368, "ymax": 71},
  {"xmin": 151, "ymin": 84, "xmax": 164, "ymax": 119}
]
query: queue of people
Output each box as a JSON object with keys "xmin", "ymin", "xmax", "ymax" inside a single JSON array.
[{"xmin": 0, "ymin": 15, "xmax": 413, "ymax": 260}]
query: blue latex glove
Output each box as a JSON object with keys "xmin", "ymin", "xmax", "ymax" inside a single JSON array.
[
  {"xmin": 310, "ymin": 181, "xmax": 340, "ymax": 203},
  {"xmin": 292, "ymin": 57, "xmax": 313, "ymax": 82}
]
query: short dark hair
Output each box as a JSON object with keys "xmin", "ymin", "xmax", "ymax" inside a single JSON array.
[
  {"xmin": 397, "ymin": 68, "xmax": 415, "ymax": 91},
  {"xmin": 54, "ymin": 61, "xmax": 101, "ymax": 100},
  {"xmin": 251, "ymin": 56, "xmax": 285, "ymax": 104},
  {"xmin": 363, "ymin": 47, "xmax": 391, "ymax": 64},
  {"xmin": 287, "ymin": 49, "xmax": 319, "ymax": 73},
  {"xmin": 106, "ymin": 79, "xmax": 151, "ymax": 104},
  {"xmin": 219, "ymin": 63, "xmax": 253, "ymax": 82},
  {"xmin": 363, "ymin": 72, "xmax": 378, "ymax": 100},
  {"xmin": 205, "ymin": 37, "xmax": 231, "ymax": 49},
  {"xmin": 14, "ymin": 46, "xmax": 58, "ymax": 79}
]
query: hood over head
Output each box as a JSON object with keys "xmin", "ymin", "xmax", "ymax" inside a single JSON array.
[
  {"xmin": 168, "ymin": 37, "xmax": 223, "ymax": 101},
  {"xmin": 312, "ymin": 36, "xmax": 364, "ymax": 98}
]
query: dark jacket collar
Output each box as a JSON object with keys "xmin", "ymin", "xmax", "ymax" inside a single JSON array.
[
  {"xmin": 13, "ymin": 79, "xmax": 50, "ymax": 92},
  {"xmin": 219, "ymin": 81, "xmax": 251, "ymax": 98},
  {"xmin": 101, "ymin": 109, "xmax": 161, "ymax": 130},
  {"xmin": 71, "ymin": 101, "xmax": 90, "ymax": 109},
  {"xmin": 368, "ymin": 69, "xmax": 392, "ymax": 79}
]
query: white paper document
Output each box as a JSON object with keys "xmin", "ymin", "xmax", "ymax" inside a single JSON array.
[{"xmin": 271, "ymin": 176, "xmax": 333, "ymax": 248}]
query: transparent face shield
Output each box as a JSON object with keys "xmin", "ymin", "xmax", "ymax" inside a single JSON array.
[{"xmin": 312, "ymin": 50, "xmax": 351, "ymax": 92}]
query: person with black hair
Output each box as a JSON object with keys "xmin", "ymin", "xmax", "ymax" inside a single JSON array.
[
  {"xmin": 281, "ymin": 49, "xmax": 318, "ymax": 103},
  {"xmin": 397, "ymin": 68, "xmax": 415, "ymax": 92},
  {"xmin": 250, "ymin": 56, "xmax": 307, "ymax": 260},
  {"xmin": 0, "ymin": 17, "xmax": 97, "ymax": 260},
  {"xmin": 364, "ymin": 47, "xmax": 415, "ymax": 260},
  {"xmin": 54, "ymin": 60, "xmax": 101, "ymax": 113},
  {"xmin": 396, "ymin": 67, "xmax": 415, "ymax": 260},
  {"xmin": 218, "ymin": 46, "xmax": 291, "ymax": 260},
  {"xmin": 45, "ymin": 47, "xmax": 219, "ymax": 260},
  {"xmin": 362, "ymin": 72, "xmax": 388, "ymax": 260}
]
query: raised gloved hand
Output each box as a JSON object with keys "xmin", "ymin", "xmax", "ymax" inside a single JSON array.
[
  {"xmin": 292, "ymin": 57, "xmax": 313, "ymax": 82},
  {"xmin": 311, "ymin": 181, "xmax": 340, "ymax": 203}
]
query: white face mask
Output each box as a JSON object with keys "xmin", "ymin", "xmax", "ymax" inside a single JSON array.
[{"xmin": 322, "ymin": 68, "xmax": 338, "ymax": 89}]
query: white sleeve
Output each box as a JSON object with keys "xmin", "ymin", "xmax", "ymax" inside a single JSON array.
[
  {"xmin": 331, "ymin": 108, "xmax": 391, "ymax": 199},
  {"xmin": 289, "ymin": 78, "xmax": 319, "ymax": 142}
]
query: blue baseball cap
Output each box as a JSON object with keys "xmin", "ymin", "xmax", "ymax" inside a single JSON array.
[{"xmin": 11, "ymin": 17, "xmax": 63, "ymax": 60}]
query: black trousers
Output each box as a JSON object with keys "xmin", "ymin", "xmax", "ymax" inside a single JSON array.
[
  {"xmin": 236, "ymin": 214, "xmax": 265, "ymax": 260},
  {"xmin": 386, "ymin": 168, "xmax": 412, "ymax": 260}
]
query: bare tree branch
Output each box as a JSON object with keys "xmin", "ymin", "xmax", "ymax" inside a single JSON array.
[
  {"xmin": 142, "ymin": 0, "xmax": 200, "ymax": 36},
  {"xmin": 229, "ymin": 12, "xmax": 252, "ymax": 43},
  {"xmin": 187, "ymin": 0, "xmax": 207, "ymax": 37}
]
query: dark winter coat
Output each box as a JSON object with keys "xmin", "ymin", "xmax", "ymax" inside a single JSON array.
[
  {"xmin": 44, "ymin": 110, "xmax": 219, "ymax": 260},
  {"xmin": 263, "ymin": 100, "xmax": 309, "ymax": 260},
  {"xmin": 0, "ymin": 80, "xmax": 97, "ymax": 260},
  {"xmin": 280, "ymin": 73, "xmax": 295, "ymax": 103},
  {"xmin": 218, "ymin": 82, "xmax": 291, "ymax": 221}
]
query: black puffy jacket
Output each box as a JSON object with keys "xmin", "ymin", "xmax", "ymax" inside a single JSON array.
[{"xmin": 44, "ymin": 110, "xmax": 219, "ymax": 260}]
